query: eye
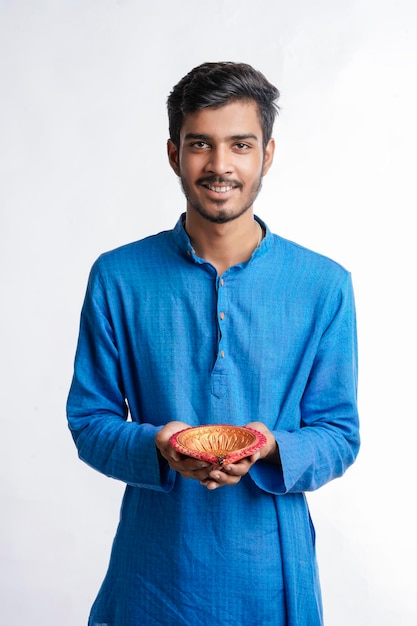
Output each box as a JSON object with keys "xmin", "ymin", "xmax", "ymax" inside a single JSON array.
[
  {"xmin": 191, "ymin": 141, "xmax": 210, "ymax": 149},
  {"xmin": 234, "ymin": 142, "xmax": 250, "ymax": 150}
]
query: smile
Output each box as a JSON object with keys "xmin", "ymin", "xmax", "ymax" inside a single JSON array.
[{"xmin": 204, "ymin": 184, "xmax": 234, "ymax": 193}]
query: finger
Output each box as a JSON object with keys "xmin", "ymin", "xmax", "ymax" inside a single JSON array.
[
  {"xmin": 220, "ymin": 459, "xmax": 250, "ymax": 476},
  {"xmin": 200, "ymin": 478, "xmax": 220, "ymax": 490},
  {"xmin": 169, "ymin": 450, "xmax": 182, "ymax": 462},
  {"xmin": 174, "ymin": 460, "xmax": 214, "ymax": 481},
  {"xmin": 201, "ymin": 469, "xmax": 230, "ymax": 488}
]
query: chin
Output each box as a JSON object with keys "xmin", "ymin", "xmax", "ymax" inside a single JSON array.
[{"xmin": 189, "ymin": 202, "xmax": 251, "ymax": 224}]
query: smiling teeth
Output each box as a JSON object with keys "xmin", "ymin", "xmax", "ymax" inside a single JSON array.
[{"xmin": 208, "ymin": 185, "xmax": 233, "ymax": 193}]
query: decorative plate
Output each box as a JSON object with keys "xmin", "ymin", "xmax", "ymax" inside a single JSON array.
[{"xmin": 169, "ymin": 424, "xmax": 267, "ymax": 466}]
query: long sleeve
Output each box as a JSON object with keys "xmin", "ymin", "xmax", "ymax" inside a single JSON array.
[
  {"xmin": 66, "ymin": 259, "xmax": 175, "ymax": 491},
  {"xmin": 250, "ymin": 271, "xmax": 360, "ymax": 494}
]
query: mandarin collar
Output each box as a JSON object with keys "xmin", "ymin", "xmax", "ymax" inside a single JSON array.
[{"xmin": 172, "ymin": 213, "xmax": 272, "ymax": 266}]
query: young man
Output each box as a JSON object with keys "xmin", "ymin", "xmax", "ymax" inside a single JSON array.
[{"xmin": 67, "ymin": 62, "xmax": 360, "ymax": 625}]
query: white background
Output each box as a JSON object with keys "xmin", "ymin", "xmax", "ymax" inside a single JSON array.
[{"xmin": 1, "ymin": 1, "xmax": 416, "ymax": 624}]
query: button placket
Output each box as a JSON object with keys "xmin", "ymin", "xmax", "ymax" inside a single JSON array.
[
  {"xmin": 211, "ymin": 274, "xmax": 229, "ymax": 398},
  {"xmin": 217, "ymin": 275, "xmax": 227, "ymax": 359}
]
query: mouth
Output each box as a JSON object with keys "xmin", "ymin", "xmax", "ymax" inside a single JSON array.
[
  {"xmin": 205, "ymin": 184, "xmax": 234, "ymax": 193},
  {"xmin": 199, "ymin": 178, "xmax": 241, "ymax": 195}
]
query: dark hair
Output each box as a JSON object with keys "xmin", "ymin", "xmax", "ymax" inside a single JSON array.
[{"xmin": 167, "ymin": 61, "xmax": 280, "ymax": 151}]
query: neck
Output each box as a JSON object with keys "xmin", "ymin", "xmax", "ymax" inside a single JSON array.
[{"xmin": 184, "ymin": 211, "xmax": 263, "ymax": 275}]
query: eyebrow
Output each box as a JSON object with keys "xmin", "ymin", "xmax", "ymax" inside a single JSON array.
[{"xmin": 184, "ymin": 133, "xmax": 259, "ymax": 143}]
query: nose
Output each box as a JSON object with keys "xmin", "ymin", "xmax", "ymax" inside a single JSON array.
[{"xmin": 205, "ymin": 144, "xmax": 233, "ymax": 176}]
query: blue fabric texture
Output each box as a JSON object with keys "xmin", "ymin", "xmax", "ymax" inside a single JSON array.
[{"xmin": 67, "ymin": 215, "xmax": 360, "ymax": 626}]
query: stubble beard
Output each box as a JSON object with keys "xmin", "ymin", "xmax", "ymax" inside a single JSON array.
[{"xmin": 179, "ymin": 176, "xmax": 263, "ymax": 224}]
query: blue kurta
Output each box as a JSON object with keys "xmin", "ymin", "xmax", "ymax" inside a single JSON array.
[{"xmin": 67, "ymin": 215, "xmax": 360, "ymax": 626}]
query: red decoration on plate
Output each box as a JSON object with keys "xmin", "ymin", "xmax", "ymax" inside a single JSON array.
[{"xmin": 169, "ymin": 424, "xmax": 267, "ymax": 466}]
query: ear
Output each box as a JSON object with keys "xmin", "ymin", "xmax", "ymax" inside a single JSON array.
[
  {"xmin": 167, "ymin": 139, "xmax": 180, "ymax": 176},
  {"xmin": 262, "ymin": 138, "xmax": 275, "ymax": 176}
]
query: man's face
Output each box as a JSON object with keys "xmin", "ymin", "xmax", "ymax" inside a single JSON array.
[{"xmin": 168, "ymin": 101, "xmax": 274, "ymax": 224}]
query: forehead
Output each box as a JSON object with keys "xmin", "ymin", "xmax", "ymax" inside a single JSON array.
[{"xmin": 180, "ymin": 100, "xmax": 263, "ymax": 141}]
